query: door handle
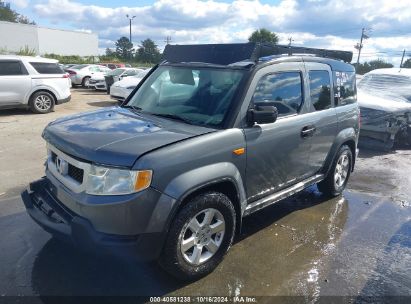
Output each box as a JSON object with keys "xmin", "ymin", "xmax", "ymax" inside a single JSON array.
[{"xmin": 301, "ymin": 125, "xmax": 316, "ymax": 137}]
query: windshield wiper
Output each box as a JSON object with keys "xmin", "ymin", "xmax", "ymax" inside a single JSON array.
[
  {"xmin": 123, "ymin": 104, "xmax": 143, "ymax": 112},
  {"xmin": 123, "ymin": 104, "xmax": 142, "ymax": 110},
  {"xmin": 148, "ymin": 113, "xmax": 194, "ymax": 125}
]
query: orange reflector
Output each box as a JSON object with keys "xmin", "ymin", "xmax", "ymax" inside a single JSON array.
[
  {"xmin": 233, "ymin": 148, "xmax": 245, "ymax": 155},
  {"xmin": 134, "ymin": 170, "xmax": 153, "ymax": 192}
]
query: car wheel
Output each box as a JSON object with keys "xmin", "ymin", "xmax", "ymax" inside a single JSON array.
[
  {"xmin": 317, "ymin": 145, "xmax": 352, "ymax": 197},
  {"xmin": 29, "ymin": 91, "xmax": 55, "ymax": 114},
  {"xmin": 159, "ymin": 191, "xmax": 236, "ymax": 281},
  {"xmin": 82, "ymin": 76, "xmax": 90, "ymax": 88}
]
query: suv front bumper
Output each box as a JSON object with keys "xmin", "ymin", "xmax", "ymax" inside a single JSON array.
[{"xmin": 21, "ymin": 178, "xmax": 168, "ymax": 261}]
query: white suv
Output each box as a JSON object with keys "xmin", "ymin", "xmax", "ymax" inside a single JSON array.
[{"xmin": 0, "ymin": 56, "xmax": 71, "ymax": 114}]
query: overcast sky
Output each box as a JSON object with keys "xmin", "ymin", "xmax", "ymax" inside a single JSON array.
[{"xmin": 8, "ymin": 0, "xmax": 411, "ymax": 65}]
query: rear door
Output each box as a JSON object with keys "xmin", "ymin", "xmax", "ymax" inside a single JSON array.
[
  {"xmin": 0, "ymin": 60, "xmax": 31, "ymax": 105},
  {"xmin": 242, "ymin": 62, "xmax": 313, "ymax": 202},
  {"xmin": 29, "ymin": 62, "xmax": 70, "ymax": 99},
  {"xmin": 303, "ymin": 62, "xmax": 339, "ymax": 175}
]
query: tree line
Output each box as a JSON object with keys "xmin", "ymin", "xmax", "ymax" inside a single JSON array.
[
  {"xmin": 0, "ymin": 1, "xmax": 35, "ymax": 24},
  {"xmin": 102, "ymin": 37, "xmax": 162, "ymax": 64}
]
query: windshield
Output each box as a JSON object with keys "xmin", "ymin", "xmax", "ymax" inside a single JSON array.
[
  {"xmin": 108, "ymin": 68, "xmax": 126, "ymax": 76},
  {"xmin": 358, "ymin": 73, "xmax": 411, "ymax": 102},
  {"xmin": 126, "ymin": 66, "xmax": 245, "ymax": 128}
]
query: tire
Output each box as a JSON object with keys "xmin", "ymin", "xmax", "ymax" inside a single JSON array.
[
  {"xmin": 81, "ymin": 76, "xmax": 90, "ymax": 88},
  {"xmin": 159, "ymin": 191, "xmax": 236, "ymax": 281},
  {"xmin": 317, "ymin": 145, "xmax": 352, "ymax": 197},
  {"xmin": 29, "ymin": 91, "xmax": 55, "ymax": 114}
]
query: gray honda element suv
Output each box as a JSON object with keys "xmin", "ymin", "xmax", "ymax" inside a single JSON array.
[{"xmin": 22, "ymin": 43, "xmax": 359, "ymax": 280}]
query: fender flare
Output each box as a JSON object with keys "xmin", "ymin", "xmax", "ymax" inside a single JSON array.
[
  {"xmin": 26, "ymin": 86, "xmax": 59, "ymax": 104},
  {"xmin": 322, "ymin": 127, "xmax": 357, "ymax": 176},
  {"xmin": 160, "ymin": 162, "xmax": 247, "ymax": 232}
]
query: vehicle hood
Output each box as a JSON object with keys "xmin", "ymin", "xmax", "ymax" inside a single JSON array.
[
  {"xmin": 357, "ymin": 90, "xmax": 411, "ymax": 113},
  {"xmin": 43, "ymin": 107, "xmax": 214, "ymax": 167},
  {"xmin": 113, "ymin": 76, "xmax": 143, "ymax": 88}
]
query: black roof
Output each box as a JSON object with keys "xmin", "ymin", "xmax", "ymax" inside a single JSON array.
[{"xmin": 162, "ymin": 43, "xmax": 353, "ymax": 66}]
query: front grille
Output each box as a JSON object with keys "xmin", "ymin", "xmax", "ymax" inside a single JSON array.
[
  {"xmin": 50, "ymin": 150, "xmax": 84, "ymax": 184},
  {"xmin": 68, "ymin": 163, "xmax": 84, "ymax": 183},
  {"xmin": 51, "ymin": 151, "xmax": 57, "ymax": 163}
]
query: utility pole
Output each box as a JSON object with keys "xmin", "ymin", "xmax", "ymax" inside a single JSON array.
[
  {"xmin": 126, "ymin": 14, "xmax": 136, "ymax": 43},
  {"xmin": 288, "ymin": 36, "xmax": 294, "ymax": 47},
  {"xmin": 400, "ymin": 49, "xmax": 406, "ymax": 68},
  {"xmin": 164, "ymin": 36, "xmax": 172, "ymax": 45},
  {"xmin": 355, "ymin": 28, "xmax": 370, "ymax": 66}
]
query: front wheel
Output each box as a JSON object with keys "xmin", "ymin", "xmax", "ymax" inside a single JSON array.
[
  {"xmin": 317, "ymin": 145, "xmax": 352, "ymax": 197},
  {"xmin": 159, "ymin": 192, "xmax": 236, "ymax": 281}
]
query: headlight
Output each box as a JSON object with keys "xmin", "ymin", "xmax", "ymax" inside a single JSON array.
[
  {"xmin": 86, "ymin": 165, "xmax": 152, "ymax": 195},
  {"xmin": 126, "ymin": 86, "xmax": 136, "ymax": 90}
]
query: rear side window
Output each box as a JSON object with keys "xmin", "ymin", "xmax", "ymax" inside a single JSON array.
[
  {"xmin": 253, "ymin": 72, "xmax": 303, "ymax": 116},
  {"xmin": 309, "ymin": 70, "xmax": 332, "ymax": 111},
  {"xmin": 334, "ymin": 71, "xmax": 356, "ymax": 106},
  {"xmin": 30, "ymin": 62, "xmax": 64, "ymax": 74},
  {"xmin": 0, "ymin": 61, "xmax": 26, "ymax": 76}
]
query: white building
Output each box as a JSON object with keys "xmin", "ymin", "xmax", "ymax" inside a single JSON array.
[{"xmin": 0, "ymin": 21, "xmax": 98, "ymax": 56}]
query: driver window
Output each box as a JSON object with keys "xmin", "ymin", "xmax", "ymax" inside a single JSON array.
[{"xmin": 253, "ymin": 72, "xmax": 303, "ymax": 116}]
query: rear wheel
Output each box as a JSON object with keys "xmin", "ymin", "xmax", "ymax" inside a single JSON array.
[
  {"xmin": 29, "ymin": 91, "xmax": 55, "ymax": 114},
  {"xmin": 317, "ymin": 145, "xmax": 352, "ymax": 197},
  {"xmin": 82, "ymin": 76, "xmax": 90, "ymax": 88},
  {"xmin": 159, "ymin": 191, "xmax": 236, "ymax": 281}
]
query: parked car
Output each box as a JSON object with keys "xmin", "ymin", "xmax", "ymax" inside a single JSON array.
[
  {"xmin": 0, "ymin": 55, "xmax": 71, "ymax": 113},
  {"xmin": 22, "ymin": 43, "xmax": 359, "ymax": 280},
  {"xmin": 62, "ymin": 64, "xmax": 77, "ymax": 71},
  {"xmin": 110, "ymin": 69, "xmax": 149, "ymax": 100},
  {"xmin": 67, "ymin": 64, "xmax": 111, "ymax": 87},
  {"xmin": 100, "ymin": 63, "xmax": 126, "ymax": 70},
  {"xmin": 357, "ymin": 68, "xmax": 411, "ymax": 150},
  {"xmin": 89, "ymin": 68, "xmax": 143, "ymax": 91}
]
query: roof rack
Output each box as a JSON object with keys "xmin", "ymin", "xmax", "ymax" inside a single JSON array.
[
  {"xmin": 162, "ymin": 43, "xmax": 353, "ymax": 65},
  {"xmin": 258, "ymin": 43, "xmax": 353, "ymax": 63}
]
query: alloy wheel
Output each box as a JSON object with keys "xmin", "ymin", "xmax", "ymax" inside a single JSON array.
[
  {"xmin": 34, "ymin": 95, "xmax": 52, "ymax": 111},
  {"xmin": 180, "ymin": 208, "xmax": 225, "ymax": 265},
  {"xmin": 334, "ymin": 152, "xmax": 350, "ymax": 188}
]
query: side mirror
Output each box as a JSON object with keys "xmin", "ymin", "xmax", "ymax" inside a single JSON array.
[{"xmin": 248, "ymin": 101, "xmax": 278, "ymax": 125}]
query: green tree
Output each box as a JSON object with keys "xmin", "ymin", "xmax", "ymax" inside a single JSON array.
[
  {"xmin": 0, "ymin": 1, "xmax": 35, "ymax": 24},
  {"xmin": 402, "ymin": 58, "xmax": 411, "ymax": 68},
  {"xmin": 135, "ymin": 38, "xmax": 161, "ymax": 63},
  {"xmin": 16, "ymin": 14, "xmax": 35, "ymax": 25},
  {"xmin": 0, "ymin": 2, "xmax": 18, "ymax": 22},
  {"xmin": 105, "ymin": 48, "xmax": 116, "ymax": 57},
  {"xmin": 248, "ymin": 28, "xmax": 279, "ymax": 44},
  {"xmin": 356, "ymin": 59, "xmax": 394, "ymax": 75},
  {"xmin": 115, "ymin": 37, "xmax": 134, "ymax": 60}
]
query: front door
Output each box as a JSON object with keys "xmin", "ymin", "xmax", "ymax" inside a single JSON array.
[{"xmin": 242, "ymin": 62, "xmax": 313, "ymax": 202}]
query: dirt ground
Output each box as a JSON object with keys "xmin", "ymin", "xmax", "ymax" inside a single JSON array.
[{"xmin": 0, "ymin": 89, "xmax": 410, "ymax": 302}]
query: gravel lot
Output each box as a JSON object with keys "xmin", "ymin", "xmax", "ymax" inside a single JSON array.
[{"xmin": 0, "ymin": 88, "xmax": 410, "ymax": 301}]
